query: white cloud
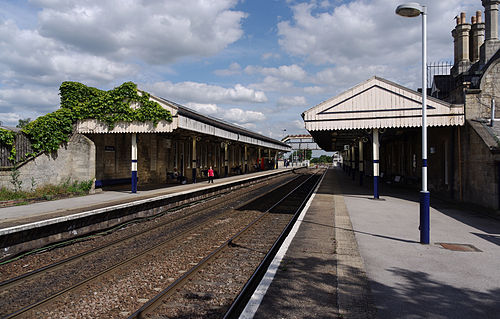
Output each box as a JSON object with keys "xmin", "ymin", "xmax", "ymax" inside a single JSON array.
[
  {"xmin": 0, "ymin": 19, "xmax": 136, "ymax": 87},
  {"xmin": 0, "ymin": 113, "xmax": 21, "ymax": 126},
  {"xmin": 293, "ymin": 120, "xmax": 305, "ymax": 130},
  {"xmin": 249, "ymin": 76, "xmax": 294, "ymax": 92},
  {"xmin": 261, "ymin": 52, "xmax": 281, "ymax": 60},
  {"xmin": 304, "ymin": 86, "xmax": 325, "ymax": 94},
  {"xmin": 277, "ymin": 96, "xmax": 307, "ymax": 107},
  {"xmin": 225, "ymin": 108, "xmax": 266, "ymax": 123},
  {"xmin": 245, "ymin": 64, "xmax": 307, "ymax": 82},
  {"xmin": 185, "ymin": 102, "xmax": 265, "ymax": 125},
  {"xmin": 214, "ymin": 62, "xmax": 242, "ymax": 76},
  {"xmin": 185, "ymin": 102, "xmax": 219, "ymax": 116},
  {"xmin": 34, "ymin": 0, "xmax": 247, "ymax": 64},
  {"xmin": 278, "ymin": 0, "xmax": 477, "ymax": 68},
  {"xmin": 148, "ymin": 81, "xmax": 267, "ymax": 104}
]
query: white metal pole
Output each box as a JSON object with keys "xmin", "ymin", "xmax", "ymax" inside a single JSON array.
[
  {"xmin": 420, "ymin": 6, "xmax": 430, "ymax": 244},
  {"xmin": 422, "ymin": 7, "xmax": 427, "ymax": 193}
]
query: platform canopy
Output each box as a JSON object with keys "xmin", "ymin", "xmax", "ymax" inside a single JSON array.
[
  {"xmin": 76, "ymin": 93, "xmax": 290, "ymax": 152},
  {"xmin": 282, "ymin": 134, "xmax": 322, "ymax": 150},
  {"xmin": 302, "ymin": 76, "xmax": 464, "ymax": 151}
]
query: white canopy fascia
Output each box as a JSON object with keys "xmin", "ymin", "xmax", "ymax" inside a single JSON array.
[
  {"xmin": 303, "ymin": 76, "xmax": 464, "ymax": 131},
  {"xmin": 76, "ymin": 93, "xmax": 290, "ymax": 152}
]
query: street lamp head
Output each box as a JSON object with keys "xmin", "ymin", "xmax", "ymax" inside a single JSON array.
[{"xmin": 396, "ymin": 2, "xmax": 425, "ymax": 17}]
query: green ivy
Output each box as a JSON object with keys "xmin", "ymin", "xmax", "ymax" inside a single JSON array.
[
  {"xmin": 21, "ymin": 81, "xmax": 172, "ymax": 154},
  {"xmin": 0, "ymin": 128, "xmax": 16, "ymax": 162}
]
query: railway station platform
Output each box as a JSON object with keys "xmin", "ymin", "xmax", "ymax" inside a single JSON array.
[
  {"xmin": 0, "ymin": 168, "xmax": 295, "ymax": 256},
  {"xmin": 242, "ymin": 167, "xmax": 500, "ymax": 319}
]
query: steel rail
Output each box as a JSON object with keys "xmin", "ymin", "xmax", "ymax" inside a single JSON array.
[
  {"xmin": 0, "ymin": 196, "xmax": 221, "ymax": 287},
  {"xmin": 223, "ymin": 169, "xmax": 326, "ymax": 318},
  {"xmin": 128, "ymin": 171, "xmax": 320, "ymax": 319},
  {"xmin": 2, "ymin": 173, "xmax": 302, "ymax": 319}
]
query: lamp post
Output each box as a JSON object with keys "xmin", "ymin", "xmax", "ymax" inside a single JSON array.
[{"xmin": 396, "ymin": 2, "xmax": 429, "ymax": 244}]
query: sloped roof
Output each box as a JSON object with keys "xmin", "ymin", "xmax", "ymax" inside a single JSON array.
[
  {"xmin": 302, "ymin": 76, "xmax": 464, "ymax": 131},
  {"xmin": 76, "ymin": 92, "xmax": 290, "ymax": 151}
]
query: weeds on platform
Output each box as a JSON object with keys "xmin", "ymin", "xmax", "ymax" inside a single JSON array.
[{"xmin": 0, "ymin": 179, "xmax": 93, "ymax": 203}]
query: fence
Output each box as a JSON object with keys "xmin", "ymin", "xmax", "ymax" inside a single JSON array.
[
  {"xmin": 0, "ymin": 133, "xmax": 33, "ymax": 167},
  {"xmin": 427, "ymin": 61, "xmax": 453, "ymax": 88}
]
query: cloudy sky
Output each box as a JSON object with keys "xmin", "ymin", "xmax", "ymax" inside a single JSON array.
[{"xmin": 0, "ymin": 0, "xmax": 480, "ymax": 139}]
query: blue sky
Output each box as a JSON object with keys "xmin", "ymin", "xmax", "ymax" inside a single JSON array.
[{"xmin": 0, "ymin": 0, "xmax": 480, "ymax": 141}]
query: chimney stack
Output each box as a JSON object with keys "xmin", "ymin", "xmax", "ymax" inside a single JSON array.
[
  {"xmin": 452, "ymin": 16, "xmax": 459, "ymax": 66},
  {"xmin": 480, "ymin": 0, "xmax": 500, "ymax": 63},
  {"xmin": 470, "ymin": 11, "xmax": 485, "ymax": 63},
  {"xmin": 452, "ymin": 12, "xmax": 472, "ymax": 75}
]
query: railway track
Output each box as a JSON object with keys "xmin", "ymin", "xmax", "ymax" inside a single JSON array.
[
  {"xmin": 0, "ymin": 169, "xmax": 323, "ymax": 318},
  {"xmin": 129, "ymin": 170, "xmax": 324, "ymax": 319}
]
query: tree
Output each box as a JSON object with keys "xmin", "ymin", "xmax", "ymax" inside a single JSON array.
[
  {"xmin": 310, "ymin": 155, "xmax": 332, "ymax": 164},
  {"xmin": 16, "ymin": 118, "xmax": 31, "ymax": 128}
]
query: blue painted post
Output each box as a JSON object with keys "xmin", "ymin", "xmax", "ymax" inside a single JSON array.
[
  {"xmin": 373, "ymin": 129, "xmax": 379, "ymax": 199},
  {"xmin": 347, "ymin": 148, "xmax": 351, "ymax": 176},
  {"xmin": 351, "ymin": 145, "xmax": 356, "ymax": 181},
  {"xmin": 420, "ymin": 189, "xmax": 430, "ymax": 243},
  {"xmin": 245, "ymin": 145, "xmax": 248, "ymax": 173},
  {"xmin": 131, "ymin": 133, "xmax": 138, "ymax": 193},
  {"xmin": 359, "ymin": 139, "xmax": 364, "ymax": 186},
  {"xmin": 224, "ymin": 143, "xmax": 229, "ymax": 177},
  {"xmin": 192, "ymin": 137, "xmax": 197, "ymax": 183}
]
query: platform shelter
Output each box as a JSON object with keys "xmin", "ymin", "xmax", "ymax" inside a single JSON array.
[
  {"xmin": 302, "ymin": 76, "xmax": 464, "ymax": 198},
  {"xmin": 76, "ymin": 93, "xmax": 290, "ymax": 192}
]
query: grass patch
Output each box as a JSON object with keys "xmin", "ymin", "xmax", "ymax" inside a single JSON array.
[{"xmin": 0, "ymin": 179, "xmax": 93, "ymax": 202}]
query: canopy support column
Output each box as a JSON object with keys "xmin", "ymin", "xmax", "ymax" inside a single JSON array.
[
  {"xmin": 192, "ymin": 137, "xmax": 197, "ymax": 183},
  {"xmin": 244, "ymin": 145, "xmax": 248, "ymax": 173},
  {"xmin": 131, "ymin": 133, "xmax": 137, "ymax": 193},
  {"xmin": 224, "ymin": 143, "xmax": 229, "ymax": 177},
  {"xmin": 351, "ymin": 145, "xmax": 356, "ymax": 181},
  {"xmin": 359, "ymin": 139, "xmax": 364, "ymax": 186},
  {"xmin": 373, "ymin": 129, "xmax": 380, "ymax": 199}
]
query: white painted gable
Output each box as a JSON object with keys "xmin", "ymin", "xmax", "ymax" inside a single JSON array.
[{"xmin": 303, "ymin": 77, "xmax": 464, "ymax": 131}]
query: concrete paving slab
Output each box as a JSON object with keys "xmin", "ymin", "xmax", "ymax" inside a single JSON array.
[
  {"xmin": 336, "ymin": 168, "xmax": 500, "ymax": 319},
  {"xmin": 0, "ymin": 168, "xmax": 291, "ymax": 228},
  {"xmin": 246, "ymin": 169, "xmax": 376, "ymax": 319}
]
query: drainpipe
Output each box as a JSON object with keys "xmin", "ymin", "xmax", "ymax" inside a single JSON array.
[
  {"xmin": 458, "ymin": 126, "xmax": 463, "ymax": 201},
  {"xmin": 498, "ymin": 162, "xmax": 500, "ymax": 209},
  {"xmin": 490, "ymin": 98, "xmax": 496, "ymax": 126}
]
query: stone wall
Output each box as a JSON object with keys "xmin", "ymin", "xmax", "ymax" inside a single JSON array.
[
  {"xmin": 460, "ymin": 122, "xmax": 499, "ymax": 209},
  {"xmin": 465, "ymin": 58, "xmax": 500, "ymax": 120},
  {"xmin": 0, "ymin": 134, "xmax": 96, "ymax": 192}
]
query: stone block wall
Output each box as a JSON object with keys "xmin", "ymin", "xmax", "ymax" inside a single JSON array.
[
  {"xmin": 461, "ymin": 123, "xmax": 499, "ymax": 209},
  {"xmin": 0, "ymin": 134, "xmax": 96, "ymax": 192}
]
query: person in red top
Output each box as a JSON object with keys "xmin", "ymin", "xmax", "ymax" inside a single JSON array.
[{"xmin": 208, "ymin": 166, "xmax": 214, "ymax": 183}]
